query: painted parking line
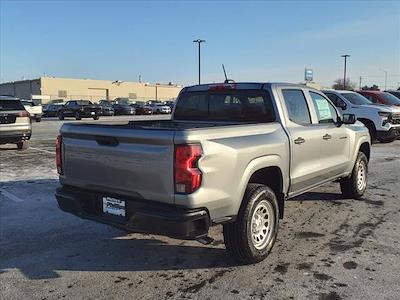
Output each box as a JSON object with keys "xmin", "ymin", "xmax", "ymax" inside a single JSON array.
[
  {"xmin": 29, "ymin": 147, "xmax": 56, "ymax": 155},
  {"xmin": 0, "ymin": 189, "xmax": 24, "ymax": 202}
]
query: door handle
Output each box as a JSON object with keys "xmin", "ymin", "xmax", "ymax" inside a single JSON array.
[
  {"xmin": 294, "ymin": 137, "xmax": 305, "ymax": 144},
  {"xmin": 323, "ymin": 134, "xmax": 332, "ymax": 140}
]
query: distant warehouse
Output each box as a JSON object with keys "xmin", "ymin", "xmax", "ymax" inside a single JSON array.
[{"xmin": 0, "ymin": 76, "xmax": 182, "ymax": 104}]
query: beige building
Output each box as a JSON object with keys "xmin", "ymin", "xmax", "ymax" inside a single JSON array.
[{"xmin": 0, "ymin": 77, "xmax": 182, "ymax": 104}]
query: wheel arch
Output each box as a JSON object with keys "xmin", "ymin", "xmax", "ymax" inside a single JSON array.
[
  {"xmin": 359, "ymin": 142, "xmax": 370, "ymax": 161},
  {"xmin": 239, "ymin": 156, "xmax": 287, "ymax": 220}
]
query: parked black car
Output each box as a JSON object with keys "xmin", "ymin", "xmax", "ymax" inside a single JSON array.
[
  {"xmin": 98, "ymin": 100, "xmax": 115, "ymax": 116},
  {"xmin": 58, "ymin": 100, "xmax": 101, "ymax": 120},
  {"xmin": 132, "ymin": 102, "xmax": 152, "ymax": 115},
  {"xmin": 112, "ymin": 103, "xmax": 136, "ymax": 115},
  {"xmin": 43, "ymin": 103, "xmax": 64, "ymax": 117}
]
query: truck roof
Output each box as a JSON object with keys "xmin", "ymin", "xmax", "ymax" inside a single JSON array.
[{"xmin": 182, "ymin": 82, "xmax": 307, "ymax": 92}]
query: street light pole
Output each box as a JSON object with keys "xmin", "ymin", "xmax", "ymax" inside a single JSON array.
[
  {"xmin": 193, "ymin": 39, "xmax": 206, "ymax": 85},
  {"xmin": 341, "ymin": 54, "xmax": 350, "ymax": 90}
]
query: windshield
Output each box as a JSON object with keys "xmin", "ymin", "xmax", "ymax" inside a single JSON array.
[
  {"xmin": 382, "ymin": 92, "xmax": 400, "ymax": 105},
  {"xmin": 174, "ymin": 90, "xmax": 276, "ymax": 122},
  {"xmin": 0, "ymin": 100, "xmax": 25, "ymax": 111},
  {"xmin": 340, "ymin": 93, "xmax": 372, "ymax": 105}
]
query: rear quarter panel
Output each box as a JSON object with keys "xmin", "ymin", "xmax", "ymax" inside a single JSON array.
[{"xmin": 174, "ymin": 123, "xmax": 289, "ymax": 221}]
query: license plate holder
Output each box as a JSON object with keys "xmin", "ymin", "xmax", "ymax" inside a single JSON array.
[{"xmin": 102, "ymin": 197, "xmax": 126, "ymax": 217}]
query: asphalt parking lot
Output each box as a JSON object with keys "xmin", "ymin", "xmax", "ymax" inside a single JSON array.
[{"xmin": 1, "ymin": 116, "xmax": 399, "ymax": 300}]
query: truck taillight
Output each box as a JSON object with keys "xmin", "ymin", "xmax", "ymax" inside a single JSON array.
[
  {"xmin": 174, "ymin": 144, "xmax": 202, "ymax": 194},
  {"xmin": 56, "ymin": 135, "xmax": 63, "ymax": 174},
  {"xmin": 17, "ymin": 111, "xmax": 30, "ymax": 117}
]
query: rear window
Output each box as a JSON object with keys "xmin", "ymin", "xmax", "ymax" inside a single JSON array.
[
  {"xmin": 76, "ymin": 100, "xmax": 93, "ymax": 105},
  {"xmin": 0, "ymin": 100, "xmax": 25, "ymax": 111},
  {"xmin": 174, "ymin": 90, "xmax": 275, "ymax": 122}
]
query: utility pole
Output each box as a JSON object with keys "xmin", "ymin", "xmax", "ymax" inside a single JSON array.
[
  {"xmin": 341, "ymin": 54, "xmax": 350, "ymax": 90},
  {"xmin": 193, "ymin": 39, "xmax": 206, "ymax": 85},
  {"xmin": 359, "ymin": 76, "xmax": 362, "ymax": 90}
]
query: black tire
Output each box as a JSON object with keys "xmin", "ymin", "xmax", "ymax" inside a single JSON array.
[
  {"xmin": 93, "ymin": 115, "xmax": 99, "ymax": 120},
  {"xmin": 58, "ymin": 113, "xmax": 64, "ymax": 120},
  {"xmin": 16, "ymin": 140, "xmax": 29, "ymax": 150},
  {"xmin": 75, "ymin": 112, "xmax": 82, "ymax": 120},
  {"xmin": 36, "ymin": 117, "xmax": 41, "ymax": 122},
  {"xmin": 223, "ymin": 184, "xmax": 279, "ymax": 264},
  {"xmin": 340, "ymin": 152, "xmax": 368, "ymax": 199}
]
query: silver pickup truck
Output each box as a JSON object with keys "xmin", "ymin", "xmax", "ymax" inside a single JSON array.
[{"xmin": 56, "ymin": 83, "xmax": 371, "ymax": 264}]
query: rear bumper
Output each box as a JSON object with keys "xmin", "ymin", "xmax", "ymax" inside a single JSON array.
[
  {"xmin": 0, "ymin": 129, "xmax": 31, "ymax": 143},
  {"xmin": 55, "ymin": 185, "xmax": 210, "ymax": 240},
  {"xmin": 377, "ymin": 127, "xmax": 400, "ymax": 140}
]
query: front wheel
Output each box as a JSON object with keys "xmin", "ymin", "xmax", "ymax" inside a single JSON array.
[
  {"xmin": 223, "ymin": 184, "xmax": 279, "ymax": 264},
  {"xmin": 340, "ymin": 152, "xmax": 368, "ymax": 199},
  {"xmin": 36, "ymin": 117, "xmax": 41, "ymax": 122},
  {"xmin": 58, "ymin": 113, "xmax": 64, "ymax": 120},
  {"xmin": 93, "ymin": 115, "xmax": 99, "ymax": 120},
  {"xmin": 75, "ymin": 112, "xmax": 82, "ymax": 120}
]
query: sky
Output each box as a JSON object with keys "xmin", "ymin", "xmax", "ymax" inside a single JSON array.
[{"xmin": 1, "ymin": 0, "xmax": 399, "ymax": 89}]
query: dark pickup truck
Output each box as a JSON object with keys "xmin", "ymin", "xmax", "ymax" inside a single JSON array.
[{"xmin": 58, "ymin": 100, "xmax": 101, "ymax": 120}]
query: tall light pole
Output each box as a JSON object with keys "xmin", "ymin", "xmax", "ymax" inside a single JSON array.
[
  {"xmin": 193, "ymin": 39, "xmax": 206, "ymax": 85},
  {"xmin": 341, "ymin": 54, "xmax": 350, "ymax": 90},
  {"xmin": 380, "ymin": 69, "xmax": 388, "ymax": 90}
]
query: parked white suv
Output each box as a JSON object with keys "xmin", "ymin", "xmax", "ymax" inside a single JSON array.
[
  {"xmin": 150, "ymin": 103, "xmax": 172, "ymax": 114},
  {"xmin": 323, "ymin": 90, "xmax": 400, "ymax": 143},
  {"xmin": 21, "ymin": 100, "xmax": 43, "ymax": 122}
]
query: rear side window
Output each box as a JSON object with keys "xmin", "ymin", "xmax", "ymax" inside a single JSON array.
[
  {"xmin": 281, "ymin": 89, "xmax": 311, "ymax": 125},
  {"xmin": 174, "ymin": 90, "xmax": 275, "ymax": 122},
  {"xmin": 0, "ymin": 100, "xmax": 25, "ymax": 111}
]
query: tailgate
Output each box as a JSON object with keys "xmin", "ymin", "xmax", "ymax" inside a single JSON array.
[{"xmin": 60, "ymin": 124, "xmax": 176, "ymax": 204}]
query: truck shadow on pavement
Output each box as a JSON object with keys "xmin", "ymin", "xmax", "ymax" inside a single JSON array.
[
  {"xmin": 0, "ymin": 179, "xmax": 233, "ymax": 280},
  {"xmin": 0, "ymin": 179, "xmax": 351, "ymax": 280}
]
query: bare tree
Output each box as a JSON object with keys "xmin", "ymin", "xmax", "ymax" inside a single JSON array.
[
  {"xmin": 332, "ymin": 78, "xmax": 357, "ymax": 90},
  {"xmin": 361, "ymin": 84, "xmax": 380, "ymax": 91}
]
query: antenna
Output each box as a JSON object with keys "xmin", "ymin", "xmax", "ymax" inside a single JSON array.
[
  {"xmin": 222, "ymin": 64, "xmax": 234, "ymax": 83},
  {"xmin": 222, "ymin": 64, "xmax": 228, "ymax": 83}
]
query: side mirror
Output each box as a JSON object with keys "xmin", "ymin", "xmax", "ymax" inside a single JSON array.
[{"xmin": 342, "ymin": 113, "xmax": 356, "ymax": 125}]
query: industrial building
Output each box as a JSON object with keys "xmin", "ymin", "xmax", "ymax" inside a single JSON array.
[{"xmin": 0, "ymin": 77, "xmax": 182, "ymax": 104}]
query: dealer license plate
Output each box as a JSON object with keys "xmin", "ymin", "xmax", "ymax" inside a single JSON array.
[{"xmin": 102, "ymin": 197, "xmax": 126, "ymax": 217}]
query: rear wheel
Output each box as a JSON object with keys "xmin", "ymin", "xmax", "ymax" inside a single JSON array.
[
  {"xmin": 75, "ymin": 112, "xmax": 82, "ymax": 120},
  {"xmin": 58, "ymin": 113, "xmax": 64, "ymax": 120},
  {"xmin": 16, "ymin": 140, "xmax": 29, "ymax": 150},
  {"xmin": 93, "ymin": 115, "xmax": 99, "ymax": 120},
  {"xmin": 36, "ymin": 117, "xmax": 41, "ymax": 122},
  {"xmin": 223, "ymin": 184, "xmax": 279, "ymax": 264},
  {"xmin": 340, "ymin": 152, "xmax": 368, "ymax": 199}
]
